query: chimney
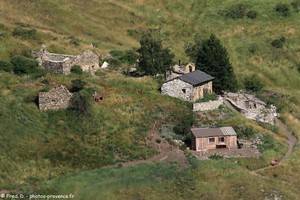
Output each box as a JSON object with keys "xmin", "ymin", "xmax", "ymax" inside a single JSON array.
[{"xmin": 178, "ymin": 60, "xmax": 181, "ymax": 66}]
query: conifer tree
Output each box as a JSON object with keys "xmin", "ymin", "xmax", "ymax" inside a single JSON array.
[
  {"xmin": 137, "ymin": 31, "xmax": 174, "ymax": 76},
  {"xmin": 195, "ymin": 34, "xmax": 237, "ymax": 92}
]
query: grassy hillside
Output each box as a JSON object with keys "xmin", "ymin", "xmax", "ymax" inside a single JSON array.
[
  {"xmin": 0, "ymin": 71, "xmax": 191, "ymax": 188},
  {"xmin": 0, "ymin": 0, "xmax": 300, "ymax": 199}
]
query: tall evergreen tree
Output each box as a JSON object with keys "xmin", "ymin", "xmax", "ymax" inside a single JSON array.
[
  {"xmin": 195, "ymin": 34, "xmax": 237, "ymax": 92},
  {"xmin": 137, "ymin": 31, "xmax": 174, "ymax": 76}
]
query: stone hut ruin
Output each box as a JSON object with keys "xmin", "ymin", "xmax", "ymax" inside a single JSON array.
[
  {"xmin": 33, "ymin": 47, "xmax": 100, "ymax": 75},
  {"xmin": 39, "ymin": 85, "xmax": 73, "ymax": 111},
  {"xmin": 224, "ymin": 92, "xmax": 278, "ymax": 124}
]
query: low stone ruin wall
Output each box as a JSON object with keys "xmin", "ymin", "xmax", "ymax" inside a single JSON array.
[{"xmin": 193, "ymin": 99, "xmax": 223, "ymax": 112}]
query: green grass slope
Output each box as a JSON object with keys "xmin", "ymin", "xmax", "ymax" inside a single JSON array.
[{"xmin": 0, "ymin": 0, "xmax": 300, "ymax": 199}]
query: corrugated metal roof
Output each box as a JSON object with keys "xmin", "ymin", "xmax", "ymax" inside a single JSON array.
[
  {"xmin": 220, "ymin": 127, "xmax": 237, "ymax": 136},
  {"xmin": 191, "ymin": 127, "xmax": 237, "ymax": 138},
  {"xmin": 178, "ymin": 70, "xmax": 214, "ymax": 86}
]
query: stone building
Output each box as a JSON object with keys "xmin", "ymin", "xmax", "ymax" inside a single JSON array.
[
  {"xmin": 191, "ymin": 127, "xmax": 238, "ymax": 152},
  {"xmin": 33, "ymin": 47, "xmax": 100, "ymax": 75},
  {"xmin": 39, "ymin": 85, "xmax": 73, "ymax": 111},
  {"xmin": 161, "ymin": 69, "xmax": 214, "ymax": 102}
]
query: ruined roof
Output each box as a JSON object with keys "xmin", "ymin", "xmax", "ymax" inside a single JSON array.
[
  {"xmin": 178, "ymin": 70, "xmax": 214, "ymax": 86},
  {"xmin": 39, "ymin": 85, "xmax": 72, "ymax": 97},
  {"xmin": 191, "ymin": 127, "xmax": 237, "ymax": 138}
]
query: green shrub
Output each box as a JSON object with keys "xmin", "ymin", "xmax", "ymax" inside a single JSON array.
[
  {"xmin": 274, "ymin": 3, "xmax": 290, "ymax": 17},
  {"xmin": 271, "ymin": 36, "xmax": 286, "ymax": 48},
  {"xmin": 0, "ymin": 60, "xmax": 13, "ymax": 72},
  {"xmin": 12, "ymin": 26, "xmax": 37, "ymax": 39},
  {"xmin": 11, "ymin": 55, "xmax": 39, "ymax": 75},
  {"xmin": 225, "ymin": 4, "xmax": 248, "ymax": 19},
  {"xmin": 246, "ymin": 10, "xmax": 257, "ymax": 19},
  {"xmin": 173, "ymin": 112, "xmax": 195, "ymax": 146},
  {"xmin": 235, "ymin": 126, "xmax": 256, "ymax": 139},
  {"xmin": 71, "ymin": 65, "xmax": 83, "ymax": 75},
  {"xmin": 244, "ymin": 75, "xmax": 264, "ymax": 92},
  {"xmin": 70, "ymin": 89, "xmax": 93, "ymax": 116},
  {"xmin": 257, "ymin": 135, "xmax": 277, "ymax": 152},
  {"xmin": 70, "ymin": 79, "xmax": 86, "ymax": 92},
  {"xmin": 248, "ymin": 44, "xmax": 258, "ymax": 54},
  {"xmin": 209, "ymin": 154, "xmax": 223, "ymax": 160},
  {"xmin": 110, "ymin": 49, "xmax": 138, "ymax": 65},
  {"xmin": 291, "ymin": 0, "xmax": 300, "ymax": 12}
]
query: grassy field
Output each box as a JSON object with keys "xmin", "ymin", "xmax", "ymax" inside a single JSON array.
[{"xmin": 0, "ymin": 0, "xmax": 299, "ymax": 199}]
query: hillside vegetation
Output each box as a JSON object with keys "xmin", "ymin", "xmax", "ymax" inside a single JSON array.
[{"xmin": 0, "ymin": 0, "xmax": 300, "ymax": 199}]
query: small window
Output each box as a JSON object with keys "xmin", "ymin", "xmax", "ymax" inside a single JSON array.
[
  {"xmin": 219, "ymin": 137, "xmax": 225, "ymax": 142},
  {"xmin": 182, "ymin": 89, "xmax": 186, "ymax": 94},
  {"xmin": 209, "ymin": 137, "xmax": 215, "ymax": 143}
]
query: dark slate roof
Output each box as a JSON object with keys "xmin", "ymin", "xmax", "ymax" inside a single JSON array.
[
  {"xmin": 178, "ymin": 70, "xmax": 214, "ymax": 86},
  {"xmin": 191, "ymin": 127, "xmax": 237, "ymax": 138}
]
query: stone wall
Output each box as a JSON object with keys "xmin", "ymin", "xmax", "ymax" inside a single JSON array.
[
  {"xmin": 193, "ymin": 98, "xmax": 223, "ymax": 112},
  {"xmin": 192, "ymin": 81, "xmax": 213, "ymax": 101},
  {"xmin": 72, "ymin": 50, "xmax": 100, "ymax": 74},
  {"xmin": 161, "ymin": 79, "xmax": 194, "ymax": 101},
  {"xmin": 39, "ymin": 85, "xmax": 73, "ymax": 111}
]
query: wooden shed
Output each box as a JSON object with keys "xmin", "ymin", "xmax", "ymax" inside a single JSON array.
[{"xmin": 191, "ymin": 127, "xmax": 237, "ymax": 152}]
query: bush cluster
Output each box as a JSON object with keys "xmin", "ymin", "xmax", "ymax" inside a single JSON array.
[
  {"xmin": 222, "ymin": 4, "xmax": 257, "ymax": 19},
  {"xmin": 12, "ymin": 26, "xmax": 37, "ymax": 39},
  {"xmin": 70, "ymin": 79, "xmax": 86, "ymax": 92},
  {"xmin": 271, "ymin": 36, "xmax": 286, "ymax": 48},
  {"xmin": 235, "ymin": 126, "xmax": 256, "ymax": 139},
  {"xmin": 10, "ymin": 55, "xmax": 40, "ymax": 75},
  {"xmin": 0, "ymin": 60, "xmax": 13, "ymax": 72},
  {"xmin": 71, "ymin": 65, "xmax": 83, "ymax": 75},
  {"xmin": 291, "ymin": 0, "xmax": 300, "ymax": 12},
  {"xmin": 274, "ymin": 3, "xmax": 290, "ymax": 17}
]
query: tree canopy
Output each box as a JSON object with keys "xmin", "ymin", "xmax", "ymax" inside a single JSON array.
[
  {"xmin": 137, "ymin": 31, "xmax": 174, "ymax": 76},
  {"xmin": 195, "ymin": 34, "xmax": 238, "ymax": 93}
]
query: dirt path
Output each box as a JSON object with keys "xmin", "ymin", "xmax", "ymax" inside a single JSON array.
[
  {"xmin": 254, "ymin": 119, "xmax": 297, "ymax": 173},
  {"xmin": 105, "ymin": 121, "xmax": 188, "ymax": 169},
  {"xmin": 224, "ymin": 100, "xmax": 298, "ymax": 172}
]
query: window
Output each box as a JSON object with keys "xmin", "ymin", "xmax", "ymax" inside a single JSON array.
[
  {"xmin": 208, "ymin": 137, "xmax": 215, "ymax": 143},
  {"xmin": 182, "ymin": 89, "xmax": 186, "ymax": 94},
  {"xmin": 218, "ymin": 137, "xmax": 225, "ymax": 143}
]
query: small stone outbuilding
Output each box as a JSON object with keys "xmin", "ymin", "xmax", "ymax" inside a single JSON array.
[
  {"xmin": 33, "ymin": 47, "xmax": 100, "ymax": 75},
  {"xmin": 191, "ymin": 127, "xmax": 238, "ymax": 152},
  {"xmin": 39, "ymin": 85, "xmax": 73, "ymax": 111},
  {"xmin": 161, "ymin": 70, "xmax": 214, "ymax": 102},
  {"xmin": 166, "ymin": 62, "xmax": 196, "ymax": 80}
]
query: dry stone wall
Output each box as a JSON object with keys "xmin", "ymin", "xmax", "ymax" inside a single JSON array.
[{"xmin": 193, "ymin": 98, "xmax": 223, "ymax": 112}]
